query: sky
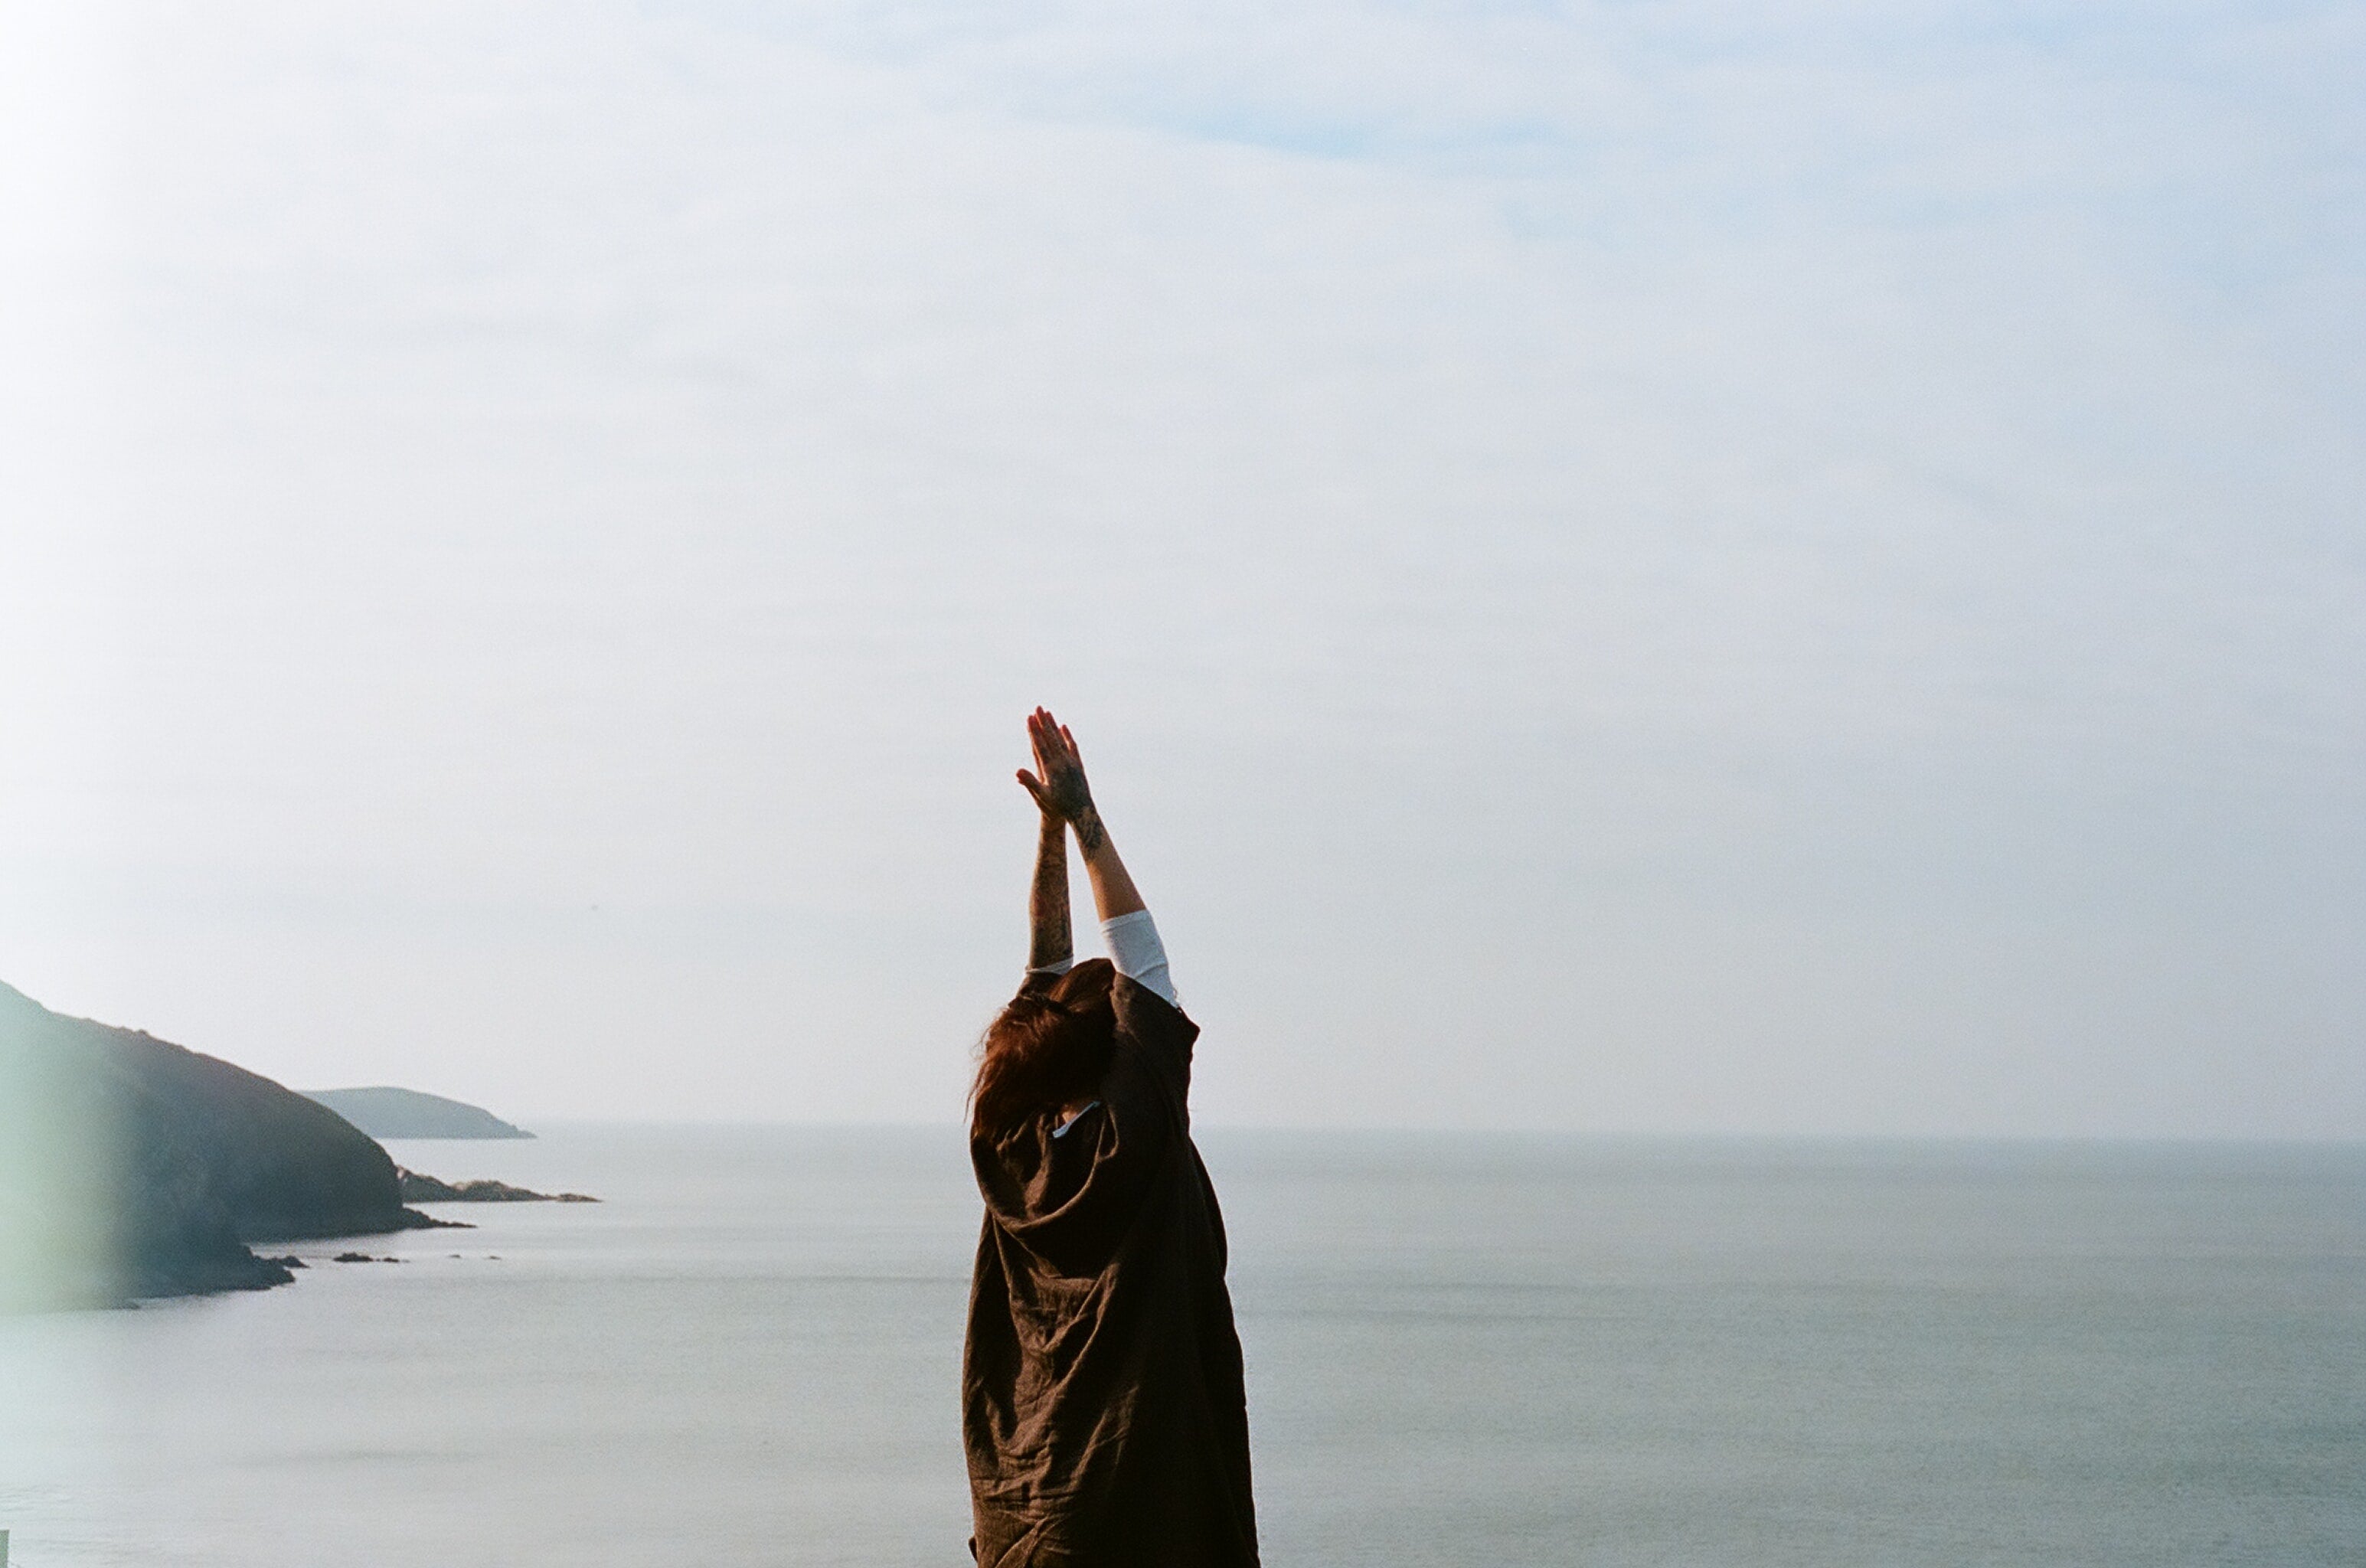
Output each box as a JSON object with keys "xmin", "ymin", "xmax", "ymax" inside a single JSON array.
[{"xmin": 0, "ymin": 0, "xmax": 2358, "ymax": 1134}]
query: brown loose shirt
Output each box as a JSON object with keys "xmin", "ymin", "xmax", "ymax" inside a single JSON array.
[{"xmin": 963, "ymin": 975, "xmax": 1259, "ymax": 1567}]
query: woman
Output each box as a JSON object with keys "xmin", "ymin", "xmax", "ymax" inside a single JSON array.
[{"xmin": 963, "ymin": 708, "xmax": 1260, "ymax": 1568}]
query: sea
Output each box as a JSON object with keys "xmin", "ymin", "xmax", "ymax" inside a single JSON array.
[{"xmin": 2, "ymin": 1129, "xmax": 2361, "ymax": 1566}]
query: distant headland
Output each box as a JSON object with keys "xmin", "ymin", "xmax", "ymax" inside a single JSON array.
[{"xmin": 303, "ymin": 1086, "xmax": 534, "ymax": 1141}]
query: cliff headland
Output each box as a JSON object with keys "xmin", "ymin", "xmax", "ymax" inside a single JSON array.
[{"xmin": 0, "ymin": 982, "xmax": 446, "ymax": 1311}]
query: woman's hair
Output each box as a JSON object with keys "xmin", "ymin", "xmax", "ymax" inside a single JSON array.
[{"xmin": 971, "ymin": 959, "xmax": 1118, "ymax": 1137}]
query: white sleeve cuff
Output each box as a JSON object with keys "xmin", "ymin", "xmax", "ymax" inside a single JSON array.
[
  {"xmin": 1101, "ymin": 910, "xmax": 1177, "ymax": 1005},
  {"xmin": 1026, "ymin": 956, "xmax": 1077, "ymax": 978}
]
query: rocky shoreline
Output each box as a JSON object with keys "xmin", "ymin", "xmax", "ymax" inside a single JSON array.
[{"xmin": 396, "ymin": 1169, "xmax": 599, "ymax": 1204}]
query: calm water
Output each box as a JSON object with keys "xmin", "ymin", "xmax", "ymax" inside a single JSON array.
[{"xmin": 2, "ymin": 1130, "xmax": 2360, "ymax": 1566}]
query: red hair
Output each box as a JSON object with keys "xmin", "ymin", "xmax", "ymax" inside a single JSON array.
[{"xmin": 971, "ymin": 959, "xmax": 1117, "ymax": 1136}]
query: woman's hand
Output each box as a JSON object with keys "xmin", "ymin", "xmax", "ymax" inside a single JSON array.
[
  {"xmin": 1017, "ymin": 707, "xmax": 1095, "ymax": 825},
  {"xmin": 1016, "ymin": 705, "xmax": 1141, "ymax": 916}
]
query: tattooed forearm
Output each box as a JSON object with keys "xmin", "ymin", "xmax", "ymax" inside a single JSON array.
[
  {"xmin": 1070, "ymin": 802, "xmax": 1145, "ymax": 920},
  {"xmin": 1028, "ymin": 812, "xmax": 1073, "ymax": 970}
]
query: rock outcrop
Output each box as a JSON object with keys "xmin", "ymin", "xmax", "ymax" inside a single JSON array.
[
  {"xmin": 0, "ymin": 982, "xmax": 444, "ymax": 1310},
  {"xmin": 395, "ymin": 1168, "xmax": 598, "ymax": 1204}
]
